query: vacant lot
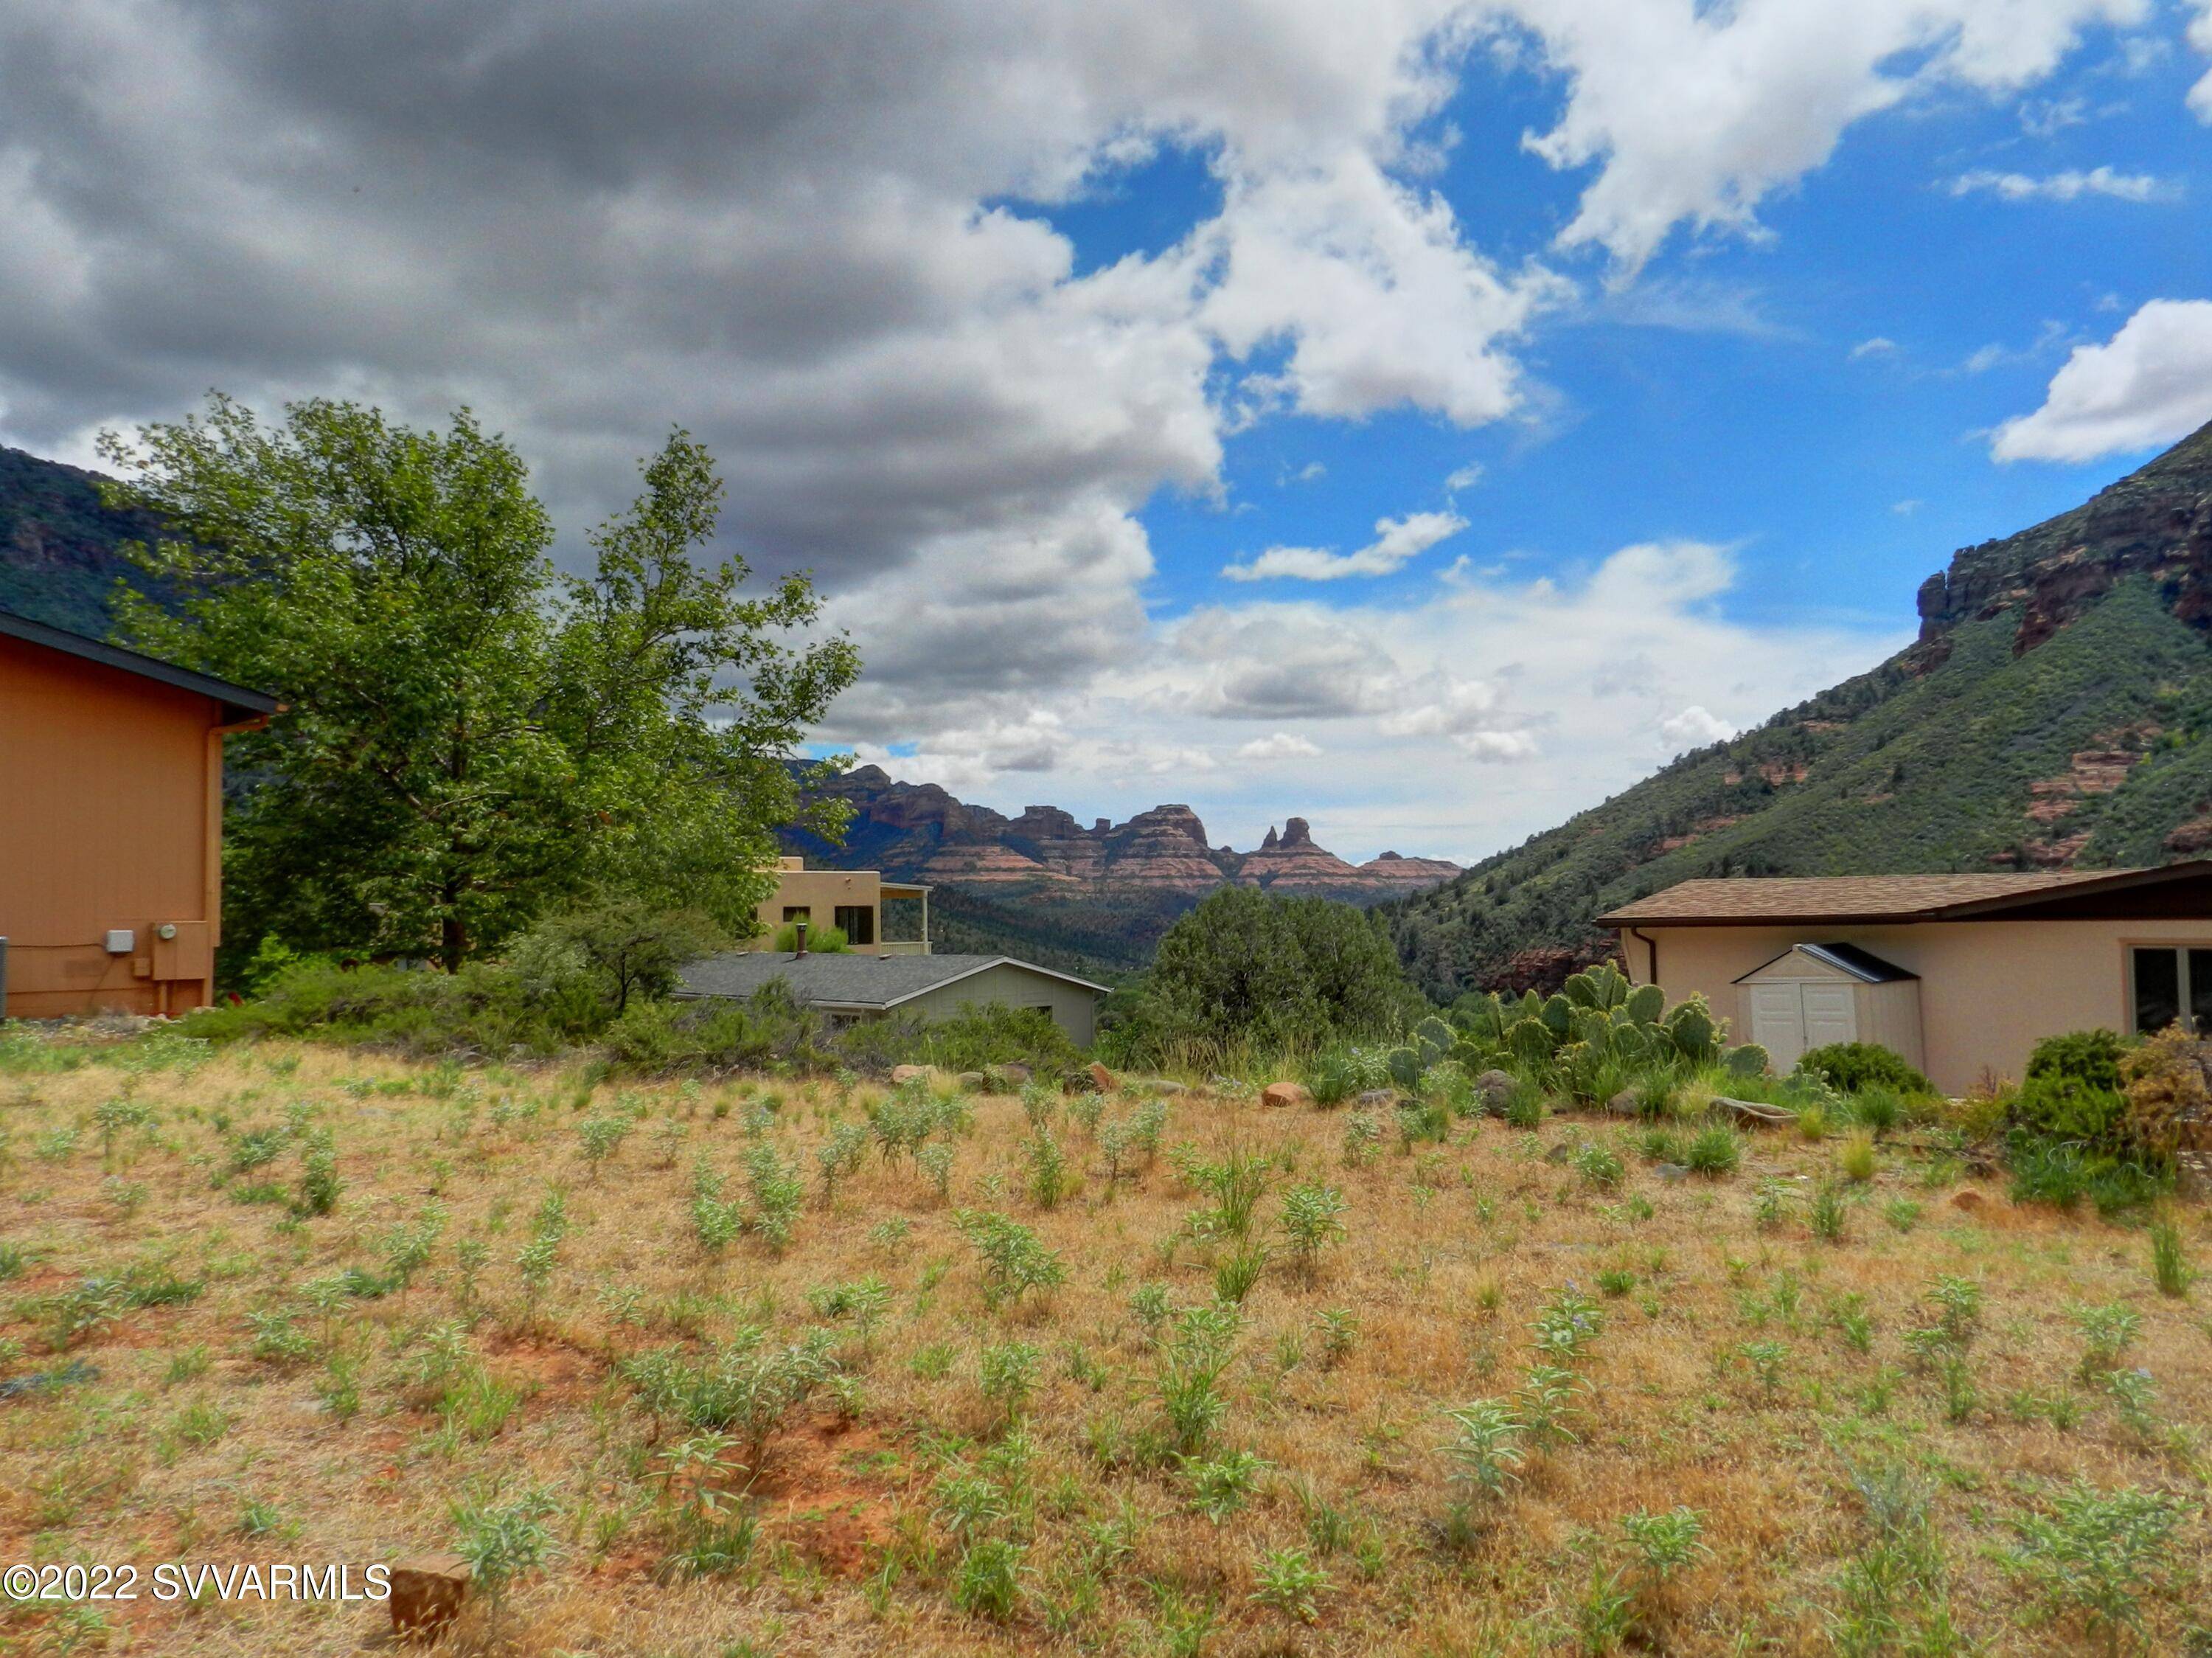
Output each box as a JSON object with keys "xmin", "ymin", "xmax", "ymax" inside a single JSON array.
[{"xmin": 1, "ymin": 1033, "xmax": 2206, "ymax": 1657}]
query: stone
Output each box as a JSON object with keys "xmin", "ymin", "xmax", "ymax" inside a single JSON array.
[
  {"xmin": 1473, "ymin": 1070, "xmax": 1517, "ymax": 1111},
  {"xmin": 1088, "ymin": 1061, "xmax": 1117, "ymax": 1094},
  {"xmin": 954, "ymin": 1071, "xmax": 986, "ymax": 1091},
  {"xmin": 389, "ymin": 1553, "xmax": 470, "ymax": 1640},
  {"xmin": 1652, "ymin": 1162, "xmax": 1690, "ymax": 1184},
  {"xmin": 1606, "ymin": 1089, "xmax": 1641, "ymax": 1117},
  {"xmin": 1356, "ymin": 1088, "xmax": 1398, "ymax": 1108},
  {"xmin": 1950, "ymin": 1189, "xmax": 1986, "ymax": 1213},
  {"xmin": 1141, "ymin": 1079, "xmax": 1187, "ymax": 1096},
  {"xmin": 1542, "ymin": 1142, "xmax": 1573, "ymax": 1165},
  {"xmin": 1262, "ymin": 1081, "xmax": 1311, "ymax": 1109},
  {"xmin": 987, "ymin": 1063, "xmax": 1033, "ymax": 1089}
]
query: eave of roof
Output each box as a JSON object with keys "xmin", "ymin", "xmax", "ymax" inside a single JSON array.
[
  {"xmin": 1601, "ymin": 859, "xmax": 2212, "ymax": 925},
  {"xmin": 0, "ymin": 607, "xmax": 281, "ymax": 724},
  {"xmin": 675, "ymin": 951, "xmax": 1109, "ymax": 1008}
]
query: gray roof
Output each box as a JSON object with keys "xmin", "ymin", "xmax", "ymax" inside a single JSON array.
[
  {"xmin": 676, "ymin": 951, "xmax": 1107, "ymax": 1010},
  {"xmin": 0, "ymin": 608, "xmax": 281, "ymax": 724}
]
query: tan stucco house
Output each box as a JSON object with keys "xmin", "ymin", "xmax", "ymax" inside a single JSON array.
[
  {"xmin": 1599, "ymin": 862, "xmax": 2212, "ymax": 1095},
  {"xmin": 686, "ymin": 855, "xmax": 1105, "ymax": 1045},
  {"xmin": 743, "ymin": 856, "xmax": 931, "ymax": 956}
]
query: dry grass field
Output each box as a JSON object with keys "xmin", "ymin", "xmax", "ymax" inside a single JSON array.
[{"xmin": 1, "ymin": 1030, "xmax": 2207, "ymax": 1657}]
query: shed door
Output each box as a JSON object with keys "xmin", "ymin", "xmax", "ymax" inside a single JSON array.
[
  {"xmin": 1800, "ymin": 983, "xmax": 1858, "ymax": 1050},
  {"xmin": 1748, "ymin": 984, "xmax": 1809, "ymax": 1067}
]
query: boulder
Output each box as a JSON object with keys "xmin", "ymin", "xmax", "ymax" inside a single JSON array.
[
  {"xmin": 1141, "ymin": 1079, "xmax": 1188, "ymax": 1096},
  {"xmin": 890, "ymin": 1064, "xmax": 931, "ymax": 1085},
  {"xmin": 1356, "ymin": 1088, "xmax": 1398, "ymax": 1109},
  {"xmin": 954, "ymin": 1071, "xmax": 987, "ymax": 1091},
  {"xmin": 1474, "ymin": 1070, "xmax": 1517, "ymax": 1111},
  {"xmin": 389, "ymin": 1553, "xmax": 470, "ymax": 1640},
  {"xmin": 987, "ymin": 1063, "xmax": 1033, "ymax": 1089},
  {"xmin": 1088, "ymin": 1061, "xmax": 1117, "ymax": 1094},
  {"xmin": 1652, "ymin": 1162, "xmax": 1689, "ymax": 1184},
  {"xmin": 1542, "ymin": 1142, "xmax": 1573, "ymax": 1165},
  {"xmin": 1261, "ymin": 1081, "xmax": 1311, "ymax": 1109},
  {"xmin": 1606, "ymin": 1089, "xmax": 1641, "ymax": 1118}
]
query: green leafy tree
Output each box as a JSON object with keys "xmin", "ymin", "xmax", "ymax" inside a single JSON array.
[
  {"xmin": 100, "ymin": 398, "xmax": 858, "ymax": 971},
  {"xmin": 1127, "ymin": 887, "xmax": 1416, "ymax": 1055}
]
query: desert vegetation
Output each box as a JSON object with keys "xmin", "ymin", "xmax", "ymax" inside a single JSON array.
[{"xmin": 1, "ymin": 1013, "xmax": 2205, "ymax": 1657}]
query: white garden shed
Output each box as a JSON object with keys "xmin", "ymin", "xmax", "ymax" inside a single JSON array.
[{"xmin": 1732, "ymin": 942, "xmax": 1924, "ymax": 1073}]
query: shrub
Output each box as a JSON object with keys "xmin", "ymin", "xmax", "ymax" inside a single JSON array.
[
  {"xmin": 771, "ymin": 920, "xmax": 848, "ymax": 953},
  {"xmin": 1683, "ymin": 1123, "xmax": 1742, "ymax": 1177},
  {"xmin": 1796, "ymin": 1042, "xmax": 1933, "ymax": 1097},
  {"xmin": 2009, "ymin": 1482, "xmax": 2182, "ymax": 1654}
]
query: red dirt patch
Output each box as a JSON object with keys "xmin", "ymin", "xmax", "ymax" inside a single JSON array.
[{"xmin": 752, "ymin": 1419, "xmax": 902, "ymax": 1578}]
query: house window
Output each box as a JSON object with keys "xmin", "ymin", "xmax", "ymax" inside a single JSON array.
[
  {"xmin": 782, "ymin": 906, "xmax": 810, "ymax": 923},
  {"xmin": 2129, "ymin": 946, "xmax": 2212, "ymax": 1033},
  {"xmin": 1032, "ymin": 1004, "xmax": 1057, "ymax": 1025},
  {"xmin": 834, "ymin": 905, "xmax": 875, "ymax": 946}
]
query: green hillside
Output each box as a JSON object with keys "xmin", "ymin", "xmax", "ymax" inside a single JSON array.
[
  {"xmin": 0, "ymin": 444, "xmax": 168, "ymax": 634},
  {"xmin": 1387, "ymin": 418, "xmax": 2212, "ymax": 1000}
]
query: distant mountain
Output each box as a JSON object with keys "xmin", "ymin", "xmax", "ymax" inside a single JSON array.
[
  {"xmin": 1385, "ymin": 417, "xmax": 2212, "ymax": 1000},
  {"xmin": 0, "ymin": 445, "xmax": 168, "ymax": 636},
  {"xmin": 785, "ymin": 767, "xmax": 1461, "ymax": 976}
]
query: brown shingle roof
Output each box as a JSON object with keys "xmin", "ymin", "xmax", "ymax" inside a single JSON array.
[{"xmin": 1598, "ymin": 869, "xmax": 2142, "ymax": 926}]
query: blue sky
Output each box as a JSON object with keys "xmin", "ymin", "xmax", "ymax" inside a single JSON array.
[
  {"xmin": 5, "ymin": 1, "xmax": 2212, "ymax": 863},
  {"xmin": 1097, "ymin": 30, "xmax": 2210, "ymax": 638}
]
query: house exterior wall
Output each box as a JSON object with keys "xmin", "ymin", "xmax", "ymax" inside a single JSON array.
[
  {"xmin": 902, "ymin": 962, "xmax": 1099, "ymax": 1047},
  {"xmin": 1623, "ymin": 917, "xmax": 2212, "ymax": 1095},
  {"xmin": 751, "ymin": 863, "xmax": 887, "ymax": 956},
  {"xmin": 0, "ymin": 635, "xmax": 233, "ymax": 1017}
]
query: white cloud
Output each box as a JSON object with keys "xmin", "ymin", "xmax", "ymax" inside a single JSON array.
[
  {"xmin": 2191, "ymin": 0, "xmax": 2212, "ymax": 119},
  {"xmin": 1237, "ymin": 732, "xmax": 1325, "ymax": 761},
  {"xmin": 1659, "ymin": 704, "xmax": 1736, "ymax": 752},
  {"xmin": 1444, "ymin": 462, "xmax": 1485, "ymax": 492},
  {"xmin": 1950, "ymin": 165, "xmax": 2172, "ymax": 201},
  {"xmin": 1497, "ymin": 0, "xmax": 2149, "ymax": 270},
  {"xmin": 1224, "ymin": 508, "xmax": 1468, "ymax": 581},
  {"xmin": 1991, "ymin": 299, "xmax": 2212, "ymax": 461},
  {"xmin": 1851, "ymin": 336, "xmax": 1899, "ymax": 359}
]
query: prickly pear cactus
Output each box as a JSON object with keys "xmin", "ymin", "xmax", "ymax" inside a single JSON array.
[
  {"xmin": 1413, "ymin": 1016, "xmax": 1455, "ymax": 1066},
  {"xmin": 1663, "ymin": 998, "xmax": 1719, "ymax": 1064},
  {"xmin": 1722, "ymin": 1043, "xmax": 1770, "ymax": 1079},
  {"xmin": 1540, "ymin": 994, "xmax": 1573, "ymax": 1037},
  {"xmin": 1625, "ymin": 982, "xmax": 1665, "ymax": 1025},
  {"xmin": 1506, "ymin": 1017, "xmax": 1556, "ymax": 1067}
]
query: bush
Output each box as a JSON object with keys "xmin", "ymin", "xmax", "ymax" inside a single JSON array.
[
  {"xmin": 834, "ymin": 1003, "xmax": 1080, "ymax": 1078},
  {"xmin": 771, "ymin": 921, "xmax": 848, "ymax": 953},
  {"xmin": 1116, "ymin": 887, "xmax": 1420, "ymax": 1063},
  {"xmin": 1796, "ymin": 1042, "xmax": 1933, "ymax": 1097}
]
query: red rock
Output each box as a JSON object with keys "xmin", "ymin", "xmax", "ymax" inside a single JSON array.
[
  {"xmin": 389, "ymin": 1554, "xmax": 470, "ymax": 1640},
  {"xmin": 1951, "ymin": 1190, "xmax": 1986, "ymax": 1213},
  {"xmin": 1262, "ymin": 1081, "xmax": 1311, "ymax": 1109},
  {"xmin": 1088, "ymin": 1061, "xmax": 1116, "ymax": 1094}
]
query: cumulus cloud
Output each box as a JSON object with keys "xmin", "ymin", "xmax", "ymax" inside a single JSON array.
[
  {"xmin": 1223, "ymin": 508, "xmax": 1467, "ymax": 581},
  {"xmin": 1659, "ymin": 704, "xmax": 1736, "ymax": 752},
  {"xmin": 1991, "ymin": 299, "xmax": 2212, "ymax": 462},
  {"xmin": 1237, "ymin": 732, "xmax": 1325, "ymax": 761},
  {"xmin": 1851, "ymin": 336, "xmax": 1899, "ymax": 359},
  {"xmin": 1950, "ymin": 165, "xmax": 2172, "ymax": 201},
  {"xmin": 1498, "ymin": 0, "xmax": 2148, "ymax": 270}
]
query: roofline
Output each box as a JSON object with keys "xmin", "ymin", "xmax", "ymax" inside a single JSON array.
[
  {"xmin": 876, "ymin": 956, "xmax": 1110, "ymax": 1007},
  {"xmin": 1731, "ymin": 943, "xmax": 1919, "ymax": 985},
  {"xmin": 0, "ymin": 608, "xmax": 281, "ymax": 722},
  {"xmin": 1598, "ymin": 859, "xmax": 2212, "ymax": 929},
  {"xmin": 675, "ymin": 952, "xmax": 1110, "ymax": 1011}
]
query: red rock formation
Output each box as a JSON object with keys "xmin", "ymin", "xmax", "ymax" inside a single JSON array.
[{"xmin": 793, "ymin": 773, "xmax": 1461, "ymax": 905}]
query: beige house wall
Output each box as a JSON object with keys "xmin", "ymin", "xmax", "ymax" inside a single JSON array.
[
  {"xmin": 1621, "ymin": 917, "xmax": 2212, "ymax": 1095},
  {"xmin": 751, "ymin": 864, "xmax": 888, "ymax": 956},
  {"xmin": 902, "ymin": 963, "xmax": 1099, "ymax": 1047}
]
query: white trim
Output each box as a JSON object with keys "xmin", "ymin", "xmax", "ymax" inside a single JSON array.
[{"xmin": 877, "ymin": 957, "xmax": 1110, "ymax": 1008}]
